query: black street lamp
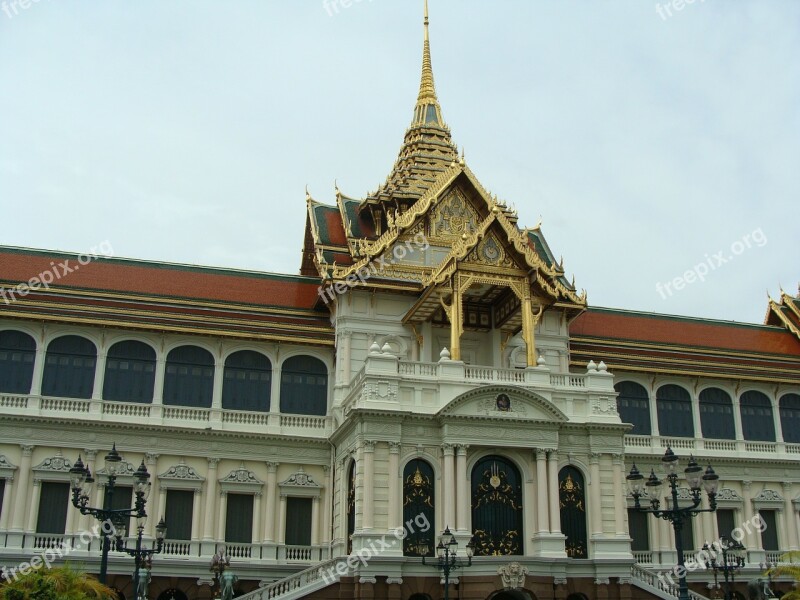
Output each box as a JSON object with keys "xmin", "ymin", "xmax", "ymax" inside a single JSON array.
[
  {"xmin": 627, "ymin": 447, "xmax": 720, "ymax": 600},
  {"xmin": 422, "ymin": 526, "xmax": 474, "ymax": 600},
  {"xmin": 702, "ymin": 536, "xmax": 745, "ymax": 600},
  {"xmin": 114, "ymin": 512, "xmax": 167, "ymax": 600},
  {"xmin": 68, "ymin": 444, "xmax": 159, "ymax": 584}
]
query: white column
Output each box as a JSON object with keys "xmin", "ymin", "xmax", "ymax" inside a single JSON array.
[
  {"xmin": 310, "ymin": 496, "xmax": 320, "ymax": 545},
  {"xmin": 649, "ymin": 386, "xmax": 660, "ymax": 437},
  {"xmin": 742, "ymin": 481, "xmax": 757, "ymax": 549},
  {"xmin": 322, "ymin": 466, "xmax": 331, "ymax": 544},
  {"xmin": 732, "ymin": 395, "xmax": 744, "ymax": 441},
  {"xmin": 152, "ymin": 358, "xmax": 166, "ymax": 405},
  {"xmin": 455, "ymin": 444, "xmax": 468, "ymax": 532},
  {"xmin": 612, "ymin": 454, "xmax": 626, "ymax": 536},
  {"xmin": 277, "ymin": 494, "xmax": 287, "ymax": 544},
  {"xmin": 589, "ymin": 454, "xmax": 603, "ymax": 536},
  {"xmin": 387, "ymin": 443, "xmax": 401, "ymax": 531},
  {"xmin": 547, "ymin": 451, "xmax": 561, "ymax": 534},
  {"xmin": 263, "ymin": 462, "xmax": 278, "ymax": 542},
  {"xmin": 91, "ymin": 352, "xmax": 107, "ymax": 400},
  {"xmin": 252, "ymin": 492, "xmax": 263, "ymax": 544},
  {"xmin": 78, "ymin": 449, "xmax": 98, "ymax": 533},
  {"xmin": 690, "ymin": 390, "xmax": 702, "ymax": 439},
  {"xmin": 26, "ymin": 479, "xmax": 42, "ymax": 533},
  {"xmin": 442, "ymin": 444, "xmax": 455, "ymax": 530},
  {"xmin": 29, "ymin": 346, "xmax": 46, "ymax": 396},
  {"xmin": 144, "ymin": 453, "xmax": 159, "ymax": 537},
  {"xmin": 11, "ymin": 445, "xmax": 34, "ymax": 531},
  {"xmin": 202, "ymin": 458, "xmax": 220, "ymax": 540},
  {"xmin": 536, "ymin": 449, "xmax": 549, "ymax": 533},
  {"xmin": 216, "ymin": 491, "xmax": 228, "ymax": 541},
  {"xmin": 783, "ymin": 483, "xmax": 799, "ymax": 550},
  {"xmin": 191, "ymin": 489, "xmax": 202, "ymax": 540},
  {"xmin": 773, "ymin": 398, "xmax": 784, "ymax": 442},
  {"xmin": 342, "ymin": 331, "xmax": 352, "ymax": 384},
  {"xmin": 211, "ymin": 362, "xmax": 224, "ymax": 410},
  {"xmin": 362, "ymin": 441, "xmax": 375, "ymax": 530}
]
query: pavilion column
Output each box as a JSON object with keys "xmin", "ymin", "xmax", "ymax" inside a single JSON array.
[
  {"xmin": 612, "ymin": 454, "xmax": 626, "ymax": 536},
  {"xmin": 773, "ymin": 398, "xmax": 784, "ymax": 443},
  {"xmin": 449, "ymin": 279, "xmax": 463, "ymax": 361},
  {"xmin": 202, "ymin": 458, "xmax": 220, "ymax": 540},
  {"xmin": 742, "ymin": 481, "xmax": 757, "ymax": 549},
  {"xmin": 442, "ymin": 444, "xmax": 455, "ymax": 530},
  {"xmin": 732, "ymin": 395, "xmax": 744, "ymax": 441},
  {"xmin": 387, "ymin": 443, "xmax": 401, "ymax": 531},
  {"xmin": 263, "ymin": 462, "xmax": 279, "ymax": 542},
  {"xmin": 455, "ymin": 444, "xmax": 468, "ymax": 532},
  {"xmin": 11, "ymin": 445, "xmax": 34, "ymax": 531},
  {"xmin": 362, "ymin": 441, "xmax": 375, "ymax": 530},
  {"xmin": 521, "ymin": 295, "xmax": 537, "ymax": 367},
  {"xmin": 783, "ymin": 483, "xmax": 799, "ymax": 550},
  {"xmin": 341, "ymin": 330, "xmax": 352, "ymax": 384},
  {"xmin": 547, "ymin": 451, "xmax": 561, "ymax": 534},
  {"xmin": 91, "ymin": 352, "xmax": 107, "ymax": 401},
  {"xmin": 589, "ymin": 454, "xmax": 603, "ymax": 536},
  {"xmin": 536, "ymin": 449, "xmax": 549, "ymax": 533}
]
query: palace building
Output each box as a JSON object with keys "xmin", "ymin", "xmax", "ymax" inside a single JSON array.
[{"xmin": 1, "ymin": 5, "xmax": 799, "ymax": 600}]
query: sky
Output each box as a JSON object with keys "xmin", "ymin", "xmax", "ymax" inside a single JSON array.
[{"xmin": 0, "ymin": 0, "xmax": 797, "ymax": 324}]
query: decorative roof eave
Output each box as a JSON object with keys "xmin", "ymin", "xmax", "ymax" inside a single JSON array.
[{"xmin": 766, "ymin": 297, "xmax": 800, "ymax": 341}]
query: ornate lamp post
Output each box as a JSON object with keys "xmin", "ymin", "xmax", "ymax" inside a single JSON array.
[
  {"xmin": 702, "ymin": 536, "xmax": 745, "ymax": 600},
  {"xmin": 114, "ymin": 511, "xmax": 167, "ymax": 600},
  {"xmin": 627, "ymin": 447, "xmax": 720, "ymax": 600},
  {"xmin": 68, "ymin": 444, "xmax": 157, "ymax": 584},
  {"xmin": 422, "ymin": 527, "xmax": 474, "ymax": 600}
]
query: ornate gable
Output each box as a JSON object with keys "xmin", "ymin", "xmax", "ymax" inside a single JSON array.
[{"xmin": 438, "ymin": 385, "xmax": 568, "ymax": 423}]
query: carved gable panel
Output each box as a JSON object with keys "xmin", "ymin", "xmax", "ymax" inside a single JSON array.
[
  {"xmin": 440, "ymin": 386, "xmax": 567, "ymax": 423},
  {"xmin": 429, "ymin": 188, "xmax": 480, "ymax": 242}
]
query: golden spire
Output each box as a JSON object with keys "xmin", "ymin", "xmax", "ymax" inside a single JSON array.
[{"xmin": 412, "ymin": 0, "xmax": 443, "ymax": 127}]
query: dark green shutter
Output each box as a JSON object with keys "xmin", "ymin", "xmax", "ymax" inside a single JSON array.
[
  {"xmin": 285, "ymin": 498, "xmax": 312, "ymax": 545},
  {"xmin": 165, "ymin": 490, "xmax": 194, "ymax": 540},
  {"xmin": 36, "ymin": 482, "xmax": 70, "ymax": 534}
]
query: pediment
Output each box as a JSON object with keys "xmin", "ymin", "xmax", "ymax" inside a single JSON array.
[{"xmin": 438, "ymin": 385, "xmax": 568, "ymax": 423}]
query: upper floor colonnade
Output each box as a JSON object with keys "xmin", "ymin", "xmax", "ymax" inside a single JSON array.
[
  {"xmin": 615, "ymin": 380, "xmax": 800, "ymax": 445},
  {"xmin": 0, "ymin": 328, "xmax": 332, "ymax": 416}
]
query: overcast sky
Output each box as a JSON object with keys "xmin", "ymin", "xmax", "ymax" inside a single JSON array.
[{"xmin": 0, "ymin": 1, "xmax": 797, "ymax": 324}]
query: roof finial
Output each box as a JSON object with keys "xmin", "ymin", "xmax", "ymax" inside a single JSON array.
[{"xmin": 413, "ymin": 0, "xmax": 442, "ymax": 126}]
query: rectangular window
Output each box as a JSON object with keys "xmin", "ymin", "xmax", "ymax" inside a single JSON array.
[
  {"xmin": 104, "ymin": 485, "xmax": 133, "ymax": 534},
  {"xmin": 759, "ymin": 510, "xmax": 779, "ymax": 551},
  {"xmin": 165, "ymin": 490, "xmax": 194, "ymax": 541},
  {"xmin": 225, "ymin": 493, "xmax": 254, "ymax": 544},
  {"xmin": 36, "ymin": 482, "xmax": 70, "ymax": 534},
  {"xmin": 627, "ymin": 508, "xmax": 650, "ymax": 552},
  {"xmin": 716, "ymin": 509, "xmax": 736, "ymax": 541},
  {"xmin": 285, "ymin": 497, "xmax": 313, "ymax": 546}
]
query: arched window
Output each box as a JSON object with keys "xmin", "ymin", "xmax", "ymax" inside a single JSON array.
[
  {"xmin": 346, "ymin": 461, "xmax": 356, "ymax": 555},
  {"xmin": 402, "ymin": 459, "xmax": 435, "ymax": 557},
  {"xmin": 471, "ymin": 455, "xmax": 523, "ymax": 556},
  {"xmin": 103, "ymin": 341, "xmax": 156, "ymax": 403},
  {"xmin": 559, "ymin": 466, "xmax": 588, "ymax": 558},
  {"xmin": 0, "ymin": 330, "xmax": 36, "ymax": 394},
  {"xmin": 163, "ymin": 346, "xmax": 214, "ymax": 408},
  {"xmin": 222, "ymin": 351, "xmax": 271, "ymax": 412},
  {"xmin": 740, "ymin": 391, "xmax": 775, "ymax": 442},
  {"xmin": 779, "ymin": 393, "xmax": 800, "ymax": 444},
  {"xmin": 42, "ymin": 336, "xmax": 96, "ymax": 399},
  {"xmin": 656, "ymin": 385, "xmax": 694, "ymax": 438},
  {"xmin": 280, "ymin": 356, "xmax": 327, "ymax": 416},
  {"xmin": 699, "ymin": 388, "xmax": 735, "ymax": 440},
  {"xmin": 615, "ymin": 382, "xmax": 651, "ymax": 435}
]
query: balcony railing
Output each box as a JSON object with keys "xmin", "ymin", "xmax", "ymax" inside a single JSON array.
[
  {"xmin": 0, "ymin": 393, "xmax": 332, "ymax": 437},
  {"xmin": 625, "ymin": 434, "xmax": 800, "ymax": 459}
]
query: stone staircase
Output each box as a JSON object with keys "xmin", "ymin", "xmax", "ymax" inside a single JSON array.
[
  {"xmin": 234, "ymin": 558, "xmax": 713, "ymax": 600},
  {"xmin": 630, "ymin": 563, "xmax": 711, "ymax": 600},
  {"xmin": 234, "ymin": 557, "xmax": 348, "ymax": 600}
]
